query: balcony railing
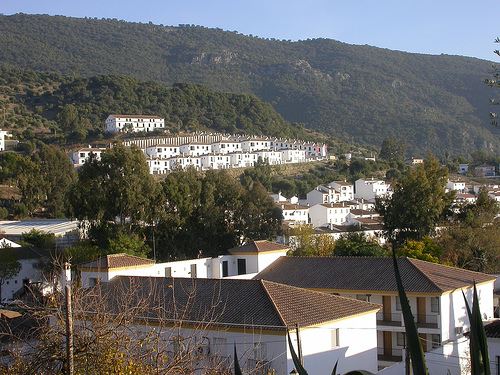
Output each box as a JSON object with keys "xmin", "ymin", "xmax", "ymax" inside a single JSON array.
[
  {"xmin": 377, "ymin": 347, "xmax": 403, "ymax": 362},
  {"xmin": 376, "ymin": 312, "xmax": 439, "ymax": 329}
]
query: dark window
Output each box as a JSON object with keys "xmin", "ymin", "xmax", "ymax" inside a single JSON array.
[
  {"xmin": 190, "ymin": 264, "xmax": 197, "ymax": 278},
  {"xmin": 222, "ymin": 261, "xmax": 228, "ymax": 277},
  {"xmin": 237, "ymin": 259, "xmax": 247, "ymax": 275},
  {"xmin": 165, "ymin": 267, "xmax": 172, "ymax": 277}
]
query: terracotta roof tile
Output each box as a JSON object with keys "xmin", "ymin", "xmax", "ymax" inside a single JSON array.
[
  {"xmin": 228, "ymin": 240, "xmax": 289, "ymax": 254},
  {"xmin": 91, "ymin": 277, "xmax": 379, "ymax": 329},
  {"xmin": 254, "ymin": 257, "xmax": 495, "ymax": 293},
  {"xmin": 80, "ymin": 253, "xmax": 154, "ymax": 269}
]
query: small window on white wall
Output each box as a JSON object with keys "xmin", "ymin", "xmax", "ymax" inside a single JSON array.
[
  {"xmin": 395, "ymin": 297, "xmax": 401, "ymax": 311},
  {"xmin": 331, "ymin": 328, "xmax": 339, "ymax": 348},
  {"xmin": 431, "ymin": 297, "xmax": 440, "ymax": 313},
  {"xmin": 396, "ymin": 332, "xmax": 405, "ymax": 347},
  {"xmin": 431, "ymin": 334, "xmax": 441, "ymax": 349}
]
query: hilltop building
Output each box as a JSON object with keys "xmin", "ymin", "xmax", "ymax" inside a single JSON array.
[{"xmin": 105, "ymin": 114, "xmax": 165, "ymax": 133}]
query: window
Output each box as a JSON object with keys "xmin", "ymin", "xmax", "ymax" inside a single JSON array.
[
  {"xmin": 431, "ymin": 334, "xmax": 441, "ymax": 349},
  {"xmin": 396, "ymin": 332, "xmax": 405, "ymax": 347},
  {"xmin": 431, "ymin": 297, "xmax": 440, "ymax": 313},
  {"xmin": 497, "ymin": 356, "xmax": 500, "ymax": 375},
  {"xmin": 331, "ymin": 328, "xmax": 340, "ymax": 347},
  {"xmin": 395, "ymin": 297, "xmax": 402, "ymax": 311},
  {"xmin": 80, "ymin": 153, "xmax": 85, "ymax": 157},
  {"xmin": 190, "ymin": 264, "xmax": 197, "ymax": 278},
  {"xmin": 356, "ymin": 294, "xmax": 369, "ymax": 302}
]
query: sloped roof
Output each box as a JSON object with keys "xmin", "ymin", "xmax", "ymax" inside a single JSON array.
[
  {"xmin": 254, "ymin": 257, "xmax": 495, "ymax": 294},
  {"xmin": 483, "ymin": 320, "xmax": 500, "ymax": 338},
  {"xmin": 109, "ymin": 114, "xmax": 162, "ymax": 119},
  {"xmin": 228, "ymin": 240, "xmax": 289, "ymax": 254},
  {"xmin": 91, "ymin": 276, "xmax": 379, "ymax": 329},
  {"xmin": 80, "ymin": 253, "xmax": 155, "ymax": 270}
]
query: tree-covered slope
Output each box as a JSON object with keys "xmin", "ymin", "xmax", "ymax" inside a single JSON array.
[
  {"xmin": 0, "ymin": 14, "xmax": 498, "ymax": 155},
  {"xmin": 0, "ymin": 65, "xmax": 311, "ymax": 143}
]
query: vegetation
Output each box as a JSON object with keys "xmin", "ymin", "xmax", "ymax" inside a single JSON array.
[
  {"xmin": 0, "ymin": 14, "xmax": 498, "ymax": 155},
  {"xmin": 0, "ymin": 252, "xmax": 21, "ymax": 301}
]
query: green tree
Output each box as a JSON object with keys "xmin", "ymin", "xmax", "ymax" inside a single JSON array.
[
  {"xmin": 240, "ymin": 158, "xmax": 272, "ymax": 190},
  {"xmin": 334, "ymin": 232, "xmax": 387, "ymax": 257},
  {"xmin": 288, "ymin": 225, "xmax": 335, "ymax": 256},
  {"xmin": 108, "ymin": 232, "xmax": 149, "ymax": 258},
  {"xmin": 379, "ymin": 136, "xmax": 406, "ymax": 163},
  {"xmin": 397, "ymin": 237, "xmax": 442, "ymax": 263},
  {"xmin": 0, "ymin": 251, "xmax": 21, "ymax": 301},
  {"xmin": 21, "ymin": 229, "xmax": 56, "ymax": 250},
  {"xmin": 376, "ymin": 155, "xmax": 454, "ymax": 246}
]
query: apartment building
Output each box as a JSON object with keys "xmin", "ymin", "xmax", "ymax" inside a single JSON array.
[{"xmin": 105, "ymin": 114, "xmax": 165, "ymax": 133}]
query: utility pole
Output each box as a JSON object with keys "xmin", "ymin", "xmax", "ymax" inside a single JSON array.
[
  {"xmin": 295, "ymin": 323, "xmax": 303, "ymax": 365},
  {"xmin": 63, "ymin": 262, "xmax": 74, "ymax": 375}
]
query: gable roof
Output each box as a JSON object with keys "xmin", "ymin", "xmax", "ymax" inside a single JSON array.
[
  {"xmin": 91, "ymin": 276, "xmax": 379, "ymax": 330},
  {"xmin": 228, "ymin": 240, "xmax": 289, "ymax": 254},
  {"xmin": 80, "ymin": 253, "xmax": 155, "ymax": 270},
  {"xmin": 254, "ymin": 257, "xmax": 495, "ymax": 294}
]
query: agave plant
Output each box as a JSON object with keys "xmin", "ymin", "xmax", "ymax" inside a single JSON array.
[
  {"xmin": 463, "ymin": 283, "xmax": 491, "ymax": 375},
  {"xmin": 234, "ymin": 344, "xmax": 243, "ymax": 375}
]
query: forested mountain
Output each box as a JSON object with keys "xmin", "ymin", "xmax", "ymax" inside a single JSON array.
[
  {"xmin": 0, "ymin": 66, "xmax": 313, "ymax": 143},
  {"xmin": 0, "ymin": 13, "xmax": 498, "ymax": 155}
]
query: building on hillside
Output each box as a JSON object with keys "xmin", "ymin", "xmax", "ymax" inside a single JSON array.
[
  {"xmin": 255, "ymin": 256, "xmax": 495, "ymax": 369},
  {"xmin": 0, "ymin": 219, "xmax": 81, "ymax": 248},
  {"xmin": 200, "ymin": 154, "xmax": 231, "ymax": 170},
  {"xmin": 70, "ymin": 147, "xmax": 106, "ymax": 166},
  {"xmin": 483, "ymin": 320, "xmax": 500, "ymax": 375},
  {"xmin": 347, "ymin": 209, "xmax": 380, "ymax": 225},
  {"xmin": 0, "ymin": 129, "xmax": 9, "ymax": 151},
  {"xmin": 308, "ymin": 203, "xmax": 351, "ymax": 227},
  {"xmin": 410, "ymin": 157, "xmax": 424, "ymax": 165},
  {"xmin": 79, "ymin": 241, "xmax": 290, "ymax": 288},
  {"xmin": 170, "ymin": 156, "xmax": 202, "ymax": 170},
  {"xmin": 104, "ymin": 114, "xmax": 165, "ymax": 133},
  {"xmin": 488, "ymin": 191, "xmax": 500, "ymax": 203},
  {"xmin": 241, "ymin": 137, "xmax": 271, "ymax": 152},
  {"xmin": 329, "ymin": 181, "xmax": 354, "ymax": 201},
  {"xmin": 227, "ymin": 152, "xmax": 258, "ymax": 168},
  {"xmin": 79, "ymin": 276, "xmax": 380, "ymax": 374},
  {"xmin": 306, "ymin": 185, "xmax": 340, "ymax": 206},
  {"xmin": 211, "ymin": 140, "xmax": 241, "ymax": 154},
  {"xmin": 270, "ymin": 192, "xmax": 288, "ymax": 203},
  {"xmin": 255, "ymin": 150, "xmax": 282, "ymax": 165},
  {"xmin": 278, "ymin": 203, "xmax": 309, "ymax": 226},
  {"xmin": 446, "ymin": 180, "xmax": 466, "ymax": 193},
  {"xmin": 354, "ymin": 178, "xmax": 390, "ymax": 201},
  {"xmin": 281, "ymin": 149, "xmax": 306, "ymax": 164},
  {"xmin": 458, "ymin": 163, "xmax": 469, "ymax": 174},
  {"xmin": 179, "ymin": 142, "xmax": 212, "ymax": 157},
  {"xmin": 474, "ymin": 165, "xmax": 496, "ymax": 178},
  {"xmin": 147, "ymin": 158, "xmax": 171, "ymax": 175},
  {"xmin": 145, "ymin": 144, "xmax": 179, "ymax": 159}
]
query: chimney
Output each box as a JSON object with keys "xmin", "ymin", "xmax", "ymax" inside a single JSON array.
[{"xmin": 61, "ymin": 262, "xmax": 71, "ymax": 289}]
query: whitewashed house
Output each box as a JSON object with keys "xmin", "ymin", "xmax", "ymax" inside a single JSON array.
[
  {"xmin": 201, "ymin": 154, "xmax": 232, "ymax": 170},
  {"xmin": 256, "ymin": 257, "xmax": 495, "ymax": 369},
  {"xmin": 228, "ymin": 152, "xmax": 258, "ymax": 168},
  {"xmin": 270, "ymin": 192, "xmax": 288, "ymax": 203},
  {"xmin": 147, "ymin": 158, "xmax": 171, "ymax": 174},
  {"xmin": 308, "ymin": 203, "xmax": 351, "ymax": 227},
  {"xmin": 241, "ymin": 138, "xmax": 271, "ymax": 152},
  {"xmin": 484, "ymin": 320, "xmax": 500, "ymax": 375},
  {"xmin": 255, "ymin": 150, "xmax": 282, "ymax": 165},
  {"xmin": 354, "ymin": 178, "xmax": 390, "ymax": 201},
  {"xmin": 306, "ymin": 185, "xmax": 340, "ymax": 206},
  {"xmin": 104, "ymin": 114, "xmax": 165, "ymax": 133},
  {"xmin": 84, "ymin": 275, "xmax": 380, "ymax": 374},
  {"xmin": 170, "ymin": 156, "xmax": 202, "ymax": 170},
  {"xmin": 278, "ymin": 203, "xmax": 309, "ymax": 226},
  {"xmin": 0, "ymin": 129, "xmax": 9, "ymax": 151},
  {"xmin": 329, "ymin": 181, "xmax": 354, "ymax": 201},
  {"xmin": 70, "ymin": 147, "xmax": 106, "ymax": 166},
  {"xmin": 145, "ymin": 144, "xmax": 179, "ymax": 159},
  {"xmin": 211, "ymin": 141, "xmax": 241, "ymax": 154},
  {"xmin": 179, "ymin": 142, "xmax": 212, "ymax": 157},
  {"xmin": 281, "ymin": 149, "xmax": 307, "ymax": 164},
  {"xmin": 488, "ymin": 191, "xmax": 500, "ymax": 203},
  {"xmin": 446, "ymin": 180, "xmax": 466, "ymax": 193}
]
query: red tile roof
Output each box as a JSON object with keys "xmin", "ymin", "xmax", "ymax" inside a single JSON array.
[
  {"xmin": 228, "ymin": 240, "xmax": 289, "ymax": 254},
  {"xmin": 80, "ymin": 253, "xmax": 155, "ymax": 270}
]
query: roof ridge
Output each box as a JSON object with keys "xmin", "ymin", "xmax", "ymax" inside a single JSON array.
[
  {"xmin": 408, "ymin": 257, "xmax": 496, "ymax": 279},
  {"xmin": 405, "ymin": 258, "xmax": 443, "ymax": 292},
  {"xmin": 259, "ymin": 280, "xmax": 288, "ymax": 327}
]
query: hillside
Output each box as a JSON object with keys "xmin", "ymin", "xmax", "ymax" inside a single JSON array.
[
  {"xmin": 0, "ymin": 14, "xmax": 498, "ymax": 155},
  {"xmin": 0, "ymin": 66, "xmax": 320, "ymax": 144}
]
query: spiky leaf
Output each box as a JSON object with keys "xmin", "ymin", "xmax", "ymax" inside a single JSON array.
[
  {"xmin": 287, "ymin": 330, "xmax": 308, "ymax": 375},
  {"xmin": 234, "ymin": 344, "xmax": 243, "ymax": 375},
  {"xmin": 331, "ymin": 360, "xmax": 338, "ymax": 375}
]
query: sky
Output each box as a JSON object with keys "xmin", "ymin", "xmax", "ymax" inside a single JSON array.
[{"xmin": 0, "ymin": 0, "xmax": 497, "ymax": 61}]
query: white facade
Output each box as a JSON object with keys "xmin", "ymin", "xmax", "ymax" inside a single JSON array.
[
  {"xmin": 306, "ymin": 185, "xmax": 340, "ymax": 206},
  {"xmin": 446, "ymin": 180, "xmax": 466, "ymax": 193},
  {"xmin": 147, "ymin": 158, "xmax": 171, "ymax": 174},
  {"xmin": 279, "ymin": 203, "xmax": 309, "ymax": 226},
  {"xmin": 201, "ymin": 154, "xmax": 232, "ymax": 169},
  {"xmin": 255, "ymin": 150, "xmax": 282, "ymax": 165},
  {"xmin": 211, "ymin": 141, "xmax": 241, "ymax": 154},
  {"xmin": 170, "ymin": 156, "xmax": 202, "ymax": 170},
  {"xmin": 329, "ymin": 181, "xmax": 354, "ymax": 201},
  {"xmin": 70, "ymin": 148, "xmax": 105, "ymax": 166},
  {"xmin": 354, "ymin": 178, "xmax": 390, "ymax": 201},
  {"xmin": 179, "ymin": 143, "xmax": 212, "ymax": 157},
  {"xmin": 228, "ymin": 152, "xmax": 258, "ymax": 168},
  {"xmin": 145, "ymin": 144, "xmax": 179, "ymax": 159},
  {"xmin": 281, "ymin": 149, "xmax": 307, "ymax": 163},
  {"xmin": 105, "ymin": 114, "xmax": 165, "ymax": 133},
  {"xmin": 0, "ymin": 256, "xmax": 45, "ymax": 302},
  {"xmin": 308, "ymin": 203, "xmax": 351, "ymax": 227},
  {"xmin": 0, "ymin": 130, "xmax": 8, "ymax": 151},
  {"xmin": 241, "ymin": 138, "xmax": 271, "ymax": 152}
]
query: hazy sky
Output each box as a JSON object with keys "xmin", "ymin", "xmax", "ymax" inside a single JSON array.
[{"xmin": 1, "ymin": 0, "xmax": 497, "ymax": 61}]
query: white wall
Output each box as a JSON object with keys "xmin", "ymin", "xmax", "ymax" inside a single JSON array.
[{"xmin": 1, "ymin": 258, "xmax": 44, "ymax": 302}]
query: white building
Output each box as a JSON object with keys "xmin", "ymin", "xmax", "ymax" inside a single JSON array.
[
  {"xmin": 147, "ymin": 158, "xmax": 171, "ymax": 175},
  {"xmin": 179, "ymin": 142, "xmax": 212, "ymax": 157},
  {"xmin": 241, "ymin": 138, "xmax": 271, "ymax": 152},
  {"xmin": 354, "ymin": 178, "xmax": 390, "ymax": 201},
  {"xmin": 0, "ymin": 129, "xmax": 8, "ymax": 151},
  {"xmin": 308, "ymin": 203, "xmax": 351, "ymax": 227},
  {"xmin": 458, "ymin": 163, "xmax": 469, "ymax": 174},
  {"xmin": 484, "ymin": 320, "xmax": 500, "ymax": 375},
  {"xmin": 228, "ymin": 152, "xmax": 258, "ymax": 168},
  {"xmin": 255, "ymin": 150, "xmax": 282, "ymax": 165},
  {"xmin": 70, "ymin": 147, "xmax": 106, "ymax": 166},
  {"xmin": 200, "ymin": 154, "xmax": 231, "ymax": 170},
  {"xmin": 170, "ymin": 156, "xmax": 202, "ymax": 170},
  {"xmin": 329, "ymin": 181, "xmax": 354, "ymax": 201},
  {"xmin": 256, "ymin": 256, "xmax": 495, "ymax": 369},
  {"xmin": 306, "ymin": 185, "xmax": 340, "ymax": 206},
  {"xmin": 105, "ymin": 114, "xmax": 165, "ymax": 133},
  {"xmin": 488, "ymin": 191, "xmax": 500, "ymax": 203},
  {"xmin": 82, "ymin": 275, "xmax": 379, "ymax": 374},
  {"xmin": 270, "ymin": 192, "xmax": 288, "ymax": 203},
  {"xmin": 145, "ymin": 144, "xmax": 179, "ymax": 159},
  {"xmin": 278, "ymin": 203, "xmax": 309, "ymax": 226},
  {"xmin": 281, "ymin": 149, "xmax": 306, "ymax": 164},
  {"xmin": 446, "ymin": 180, "xmax": 466, "ymax": 193},
  {"xmin": 211, "ymin": 141, "xmax": 241, "ymax": 154}
]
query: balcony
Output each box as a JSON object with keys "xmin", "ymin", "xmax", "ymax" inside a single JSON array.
[
  {"xmin": 377, "ymin": 347, "xmax": 403, "ymax": 363},
  {"xmin": 377, "ymin": 312, "xmax": 440, "ymax": 329}
]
